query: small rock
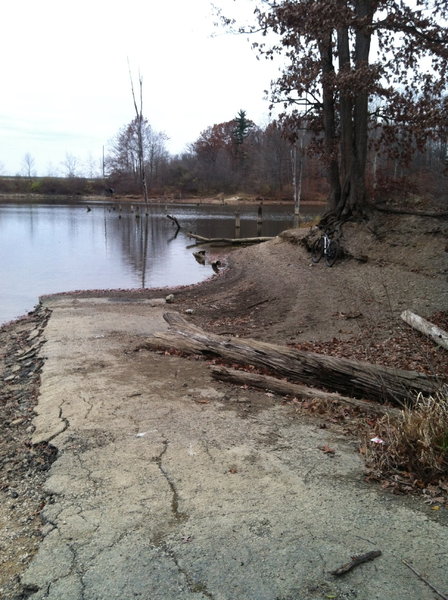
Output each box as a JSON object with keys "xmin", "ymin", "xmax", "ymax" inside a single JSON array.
[
  {"xmin": 165, "ymin": 294, "xmax": 175, "ymax": 304},
  {"xmin": 185, "ymin": 309, "xmax": 195, "ymax": 315}
]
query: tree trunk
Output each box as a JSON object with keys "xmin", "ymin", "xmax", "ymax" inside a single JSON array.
[
  {"xmin": 350, "ymin": 0, "xmax": 372, "ymax": 217},
  {"xmin": 324, "ymin": 0, "xmax": 373, "ymax": 222},
  {"xmin": 140, "ymin": 312, "xmax": 442, "ymax": 406},
  {"xmin": 318, "ymin": 36, "xmax": 341, "ymax": 212},
  {"xmin": 337, "ymin": 13, "xmax": 353, "ymax": 196}
]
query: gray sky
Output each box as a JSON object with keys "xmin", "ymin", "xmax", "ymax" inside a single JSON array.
[{"xmin": 1, "ymin": 0, "xmax": 280, "ymax": 176}]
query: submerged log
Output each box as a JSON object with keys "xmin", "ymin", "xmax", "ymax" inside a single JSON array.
[
  {"xmin": 401, "ymin": 310, "xmax": 448, "ymax": 351},
  {"xmin": 211, "ymin": 366, "xmax": 399, "ymax": 416},
  {"xmin": 142, "ymin": 312, "xmax": 442, "ymax": 406}
]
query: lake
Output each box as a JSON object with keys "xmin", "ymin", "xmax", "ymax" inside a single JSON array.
[{"xmin": 0, "ymin": 200, "xmax": 321, "ymax": 325}]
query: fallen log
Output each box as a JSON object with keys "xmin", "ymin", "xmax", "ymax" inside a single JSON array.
[
  {"xmin": 187, "ymin": 232, "xmax": 274, "ymax": 245},
  {"xmin": 141, "ymin": 312, "xmax": 442, "ymax": 406},
  {"xmin": 211, "ymin": 365, "xmax": 399, "ymax": 416},
  {"xmin": 401, "ymin": 310, "xmax": 448, "ymax": 351}
]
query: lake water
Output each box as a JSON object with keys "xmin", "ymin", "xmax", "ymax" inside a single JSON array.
[{"xmin": 0, "ymin": 200, "xmax": 321, "ymax": 325}]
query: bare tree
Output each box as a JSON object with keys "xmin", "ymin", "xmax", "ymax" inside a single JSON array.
[
  {"xmin": 128, "ymin": 63, "xmax": 149, "ymax": 205},
  {"xmin": 106, "ymin": 118, "xmax": 168, "ymax": 192},
  {"xmin": 62, "ymin": 153, "xmax": 79, "ymax": 178},
  {"xmin": 22, "ymin": 153, "xmax": 36, "ymax": 179}
]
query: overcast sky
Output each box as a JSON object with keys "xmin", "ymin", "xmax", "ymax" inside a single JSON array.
[{"xmin": 0, "ymin": 0, "xmax": 281, "ymax": 176}]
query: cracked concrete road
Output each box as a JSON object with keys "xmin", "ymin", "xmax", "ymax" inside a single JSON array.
[{"xmin": 22, "ymin": 296, "xmax": 448, "ymax": 600}]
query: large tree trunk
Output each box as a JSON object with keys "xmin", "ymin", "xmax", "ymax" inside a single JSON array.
[
  {"xmin": 319, "ymin": 35, "xmax": 341, "ymax": 212},
  {"xmin": 350, "ymin": 0, "xmax": 372, "ymax": 217},
  {"xmin": 324, "ymin": 0, "xmax": 373, "ymax": 222},
  {"xmin": 337, "ymin": 11, "xmax": 353, "ymax": 198},
  {"xmin": 140, "ymin": 312, "xmax": 442, "ymax": 407}
]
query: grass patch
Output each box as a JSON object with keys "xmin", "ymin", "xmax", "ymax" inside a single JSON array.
[{"xmin": 365, "ymin": 389, "xmax": 448, "ymax": 484}]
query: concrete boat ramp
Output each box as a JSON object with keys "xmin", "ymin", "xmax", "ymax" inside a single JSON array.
[{"xmin": 21, "ymin": 295, "xmax": 447, "ymax": 600}]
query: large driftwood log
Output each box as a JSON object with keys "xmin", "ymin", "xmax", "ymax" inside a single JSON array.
[
  {"xmin": 211, "ymin": 366, "xmax": 399, "ymax": 416},
  {"xmin": 187, "ymin": 232, "xmax": 274, "ymax": 245},
  {"xmin": 401, "ymin": 310, "xmax": 448, "ymax": 351},
  {"xmin": 142, "ymin": 312, "xmax": 442, "ymax": 406},
  {"xmin": 165, "ymin": 215, "xmax": 273, "ymax": 246}
]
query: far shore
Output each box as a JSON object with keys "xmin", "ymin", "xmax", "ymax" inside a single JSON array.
[{"xmin": 0, "ymin": 192, "xmax": 327, "ymax": 207}]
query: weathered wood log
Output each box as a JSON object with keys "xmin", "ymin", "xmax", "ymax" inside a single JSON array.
[
  {"xmin": 187, "ymin": 232, "xmax": 274, "ymax": 245},
  {"xmin": 211, "ymin": 366, "xmax": 399, "ymax": 416},
  {"xmin": 401, "ymin": 310, "xmax": 448, "ymax": 351},
  {"xmin": 141, "ymin": 312, "xmax": 443, "ymax": 406}
]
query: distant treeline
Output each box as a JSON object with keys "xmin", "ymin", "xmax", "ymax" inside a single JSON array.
[
  {"xmin": 1, "ymin": 113, "xmax": 446, "ymax": 206},
  {"xmin": 0, "ymin": 176, "xmax": 107, "ymax": 197}
]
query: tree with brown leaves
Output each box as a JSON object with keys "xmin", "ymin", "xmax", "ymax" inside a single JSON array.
[{"xmin": 229, "ymin": 0, "xmax": 448, "ymax": 221}]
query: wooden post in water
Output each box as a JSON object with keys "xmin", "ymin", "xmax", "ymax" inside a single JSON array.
[
  {"xmin": 235, "ymin": 212, "xmax": 241, "ymax": 238},
  {"xmin": 257, "ymin": 203, "xmax": 263, "ymax": 236}
]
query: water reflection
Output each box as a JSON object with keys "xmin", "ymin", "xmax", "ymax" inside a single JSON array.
[{"xmin": 0, "ymin": 201, "xmax": 321, "ymax": 324}]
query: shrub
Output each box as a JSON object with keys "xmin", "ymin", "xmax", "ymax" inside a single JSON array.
[{"xmin": 365, "ymin": 389, "xmax": 448, "ymax": 484}]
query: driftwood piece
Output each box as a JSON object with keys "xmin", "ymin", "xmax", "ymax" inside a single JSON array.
[
  {"xmin": 166, "ymin": 214, "xmax": 181, "ymax": 232},
  {"xmin": 330, "ymin": 550, "xmax": 382, "ymax": 576},
  {"xmin": 142, "ymin": 312, "xmax": 442, "ymax": 406},
  {"xmin": 211, "ymin": 366, "xmax": 399, "ymax": 416},
  {"xmin": 187, "ymin": 232, "xmax": 274, "ymax": 245},
  {"xmin": 401, "ymin": 310, "xmax": 448, "ymax": 351}
]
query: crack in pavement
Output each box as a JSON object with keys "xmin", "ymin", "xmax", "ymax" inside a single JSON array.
[
  {"xmin": 34, "ymin": 534, "xmax": 78, "ymax": 600},
  {"xmin": 160, "ymin": 543, "xmax": 215, "ymax": 600},
  {"xmin": 153, "ymin": 439, "xmax": 188, "ymax": 523},
  {"xmin": 74, "ymin": 453, "xmax": 101, "ymax": 496},
  {"xmin": 79, "ymin": 391, "xmax": 94, "ymax": 421}
]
